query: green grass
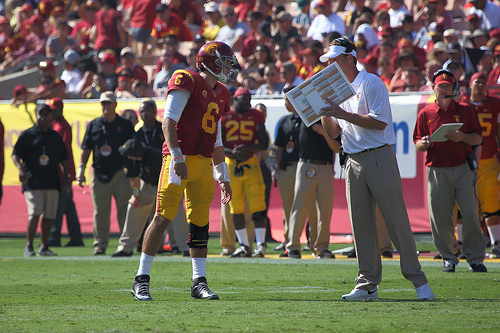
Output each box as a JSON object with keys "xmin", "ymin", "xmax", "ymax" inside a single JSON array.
[{"xmin": 1, "ymin": 236, "xmax": 499, "ymax": 332}]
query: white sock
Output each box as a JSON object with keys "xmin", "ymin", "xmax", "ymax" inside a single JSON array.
[
  {"xmin": 137, "ymin": 252, "xmax": 154, "ymax": 276},
  {"xmin": 487, "ymin": 224, "xmax": 500, "ymax": 244},
  {"xmin": 235, "ymin": 229, "xmax": 249, "ymax": 246},
  {"xmin": 456, "ymin": 224, "xmax": 463, "ymax": 243},
  {"xmin": 192, "ymin": 257, "xmax": 206, "ymax": 280},
  {"xmin": 255, "ymin": 227, "xmax": 266, "ymax": 245}
]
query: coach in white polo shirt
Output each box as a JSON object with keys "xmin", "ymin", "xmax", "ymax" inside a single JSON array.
[{"xmin": 319, "ymin": 38, "xmax": 434, "ymax": 301}]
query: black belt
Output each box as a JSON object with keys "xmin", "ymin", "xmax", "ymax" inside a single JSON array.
[
  {"xmin": 299, "ymin": 158, "xmax": 332, "ymax": 165},
  {"xmin": 348, "ymin": 145, "xmax": 389, "ymax": 156}
]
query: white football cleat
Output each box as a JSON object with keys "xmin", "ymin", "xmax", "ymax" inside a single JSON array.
[{"xmin": 342, "ymin": 287, "xmax": 378, "ymax": 300}]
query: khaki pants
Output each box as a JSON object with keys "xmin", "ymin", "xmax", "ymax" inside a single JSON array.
[
  {"xmin": 287, "ymin": 160, "xmax": 333, "ymax": 254},
  {"xmin": 91, "ymin": 169, "xmax": 131, "ymax": 251},
  {"xmin": 427, "ymin": 164, "xmax": 486, "ymax": 265},
  {"xmin": 346, "ymin": 145, "xmax": 428, "ymax": 290}
]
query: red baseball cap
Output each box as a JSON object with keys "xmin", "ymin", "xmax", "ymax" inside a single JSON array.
[
  {"xmin": 0, "ymin": 16, "xmax": 9, "ymax": 25},
  {"xmin": 377, "ymin": 25, "xmax": 392, "ymax": 38},
  {"xmin": 98, "ymin": 52, "xmax": 118, "ymax": 65},
  {"xmin": 434, "ymin": 72, "xmax": 454, "ymax": 85},
  {"xmin": 48, "ymin": 97, "xmax": 63, "ymax": 110},
  {"xmin": 39, "ymin": 60, "xmax": 55, "ymax": 72},
  {"xmin": 470, "ymin": 72, "xmax": 486, "ymax": 84},
  {"xmin": 13, "ymin": 84, "xmax": 27, "ymax": 98},
  {"xmin": 29, "ymin": 15, "xmax": 44, "ymax": 27},
  {"xmin": 234, "ymin": 88, "xmax": 252, "ymax": 98},
  {"xmin": 21, "ymin": 3, "xmax": 34, "ymax": 12},
  {"xmin": 466, "ymin": 13, "xmax": 479, "ymax": 22}
]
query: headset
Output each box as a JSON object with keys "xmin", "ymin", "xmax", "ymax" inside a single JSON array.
[{"xmin": 432, "ymin": 68, "xmax": 460, "ymax": 98}]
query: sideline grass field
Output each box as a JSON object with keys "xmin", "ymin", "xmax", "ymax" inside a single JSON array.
[{"xmin": 1, "ymin": 236, "xmax": 499, "ymax": 332}]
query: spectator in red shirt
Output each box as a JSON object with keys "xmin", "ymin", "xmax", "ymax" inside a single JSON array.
[
  {"xmin": 71, "ymin": 1, "xmax": 98, "ymax": 54},
  {"xmin": 0, "ymin": 15, "xmax": 47, "ymax": 74},
  {"xmin": 126, "ymin": 0, "xmax": 160, "ymax": 56},
  {"xmin": 91, "ymin": 0, "xmax": 126, "ymax": 55},
  {"xmin": 151, "ymin": 3, "xmax": 193, "ymax": 45},
  {"xmin": 0, "ymin": 15, "xmax": 24, "ymax": 62},
  {"xmin": 235, "ymin": 0, "xmax": 256, "ymax": 23},
  {"xmin": 38, "ymin": 0, "xmax": 65, "ymax": 20},
  {"xmin": 15, "ymin": 3, "xmax": 35, "ymax": 39},
  {"xmin": 168, "ymin": 0, "xmax": 203, "ymax": 30},
  {"xmin": 115, "ymin": 47, "xmax": 148, "ymax": 83}
]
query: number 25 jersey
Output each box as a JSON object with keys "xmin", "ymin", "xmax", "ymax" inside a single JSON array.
[
  {"xmin": 221, "ymin": 108, "xmax": 266, "ymax": 154},
  {"xmin": 164, "ymin": 69, "xmax": 232, "ymax": 157}
]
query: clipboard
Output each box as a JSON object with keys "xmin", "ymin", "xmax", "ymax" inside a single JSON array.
[{"xmin": 429, "ymin": 123, "xmax": 463, "ymax": 142}]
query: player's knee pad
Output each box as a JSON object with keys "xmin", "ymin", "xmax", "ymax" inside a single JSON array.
[
  {"xmin": 187, "ymin": 223, "xmax": 209, "ymax": 249},
  {"xmin": 252, "ymin": 211, "xmax": 267, "ymax": 222},
  {"xmin": 484, "ymin": 210, "xmax": 500, "ymax": 219}
]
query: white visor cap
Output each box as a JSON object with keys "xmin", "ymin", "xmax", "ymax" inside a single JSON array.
[{"xmin": 319, "ymin": 45, "xmax": 357, "ymax": 63}]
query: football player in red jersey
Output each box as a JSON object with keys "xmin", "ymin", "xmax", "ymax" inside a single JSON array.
[
  {"xmin": 131, "ymin": 41, "xmax": 239, "ymax": 301},
  {"xmin": 463, "ymin": 72, "xmax": 500, "ymax": 258},
  {"xmin": 222, "ymin": 88, "xmax": 269, "ymax": 258}
]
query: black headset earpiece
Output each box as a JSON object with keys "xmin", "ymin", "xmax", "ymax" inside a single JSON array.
[{"xmin": 432, "ymin": 68, "xmax": 460, "ymax": 96}]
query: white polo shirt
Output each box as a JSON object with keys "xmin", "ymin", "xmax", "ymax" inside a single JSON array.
[{"xmin": 334, "ymin": 69, "xmax": 396, "ymax": 154}]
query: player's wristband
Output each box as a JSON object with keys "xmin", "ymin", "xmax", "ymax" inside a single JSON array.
[
  {"xmin": 171, "ymin": 147, "xmax": 185, "ymax": 164},
  {"xmin": 213, "ymin": 162, "xmax": 231, "ymax": 183}
]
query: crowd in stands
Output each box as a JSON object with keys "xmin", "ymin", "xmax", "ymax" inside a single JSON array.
[{"xmin": 1, "ymin": 0, "xmax": 500, "ymax": 102}]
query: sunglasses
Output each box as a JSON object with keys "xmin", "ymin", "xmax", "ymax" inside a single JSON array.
[{"xmin": 101, "ymin": 101, "xmax": 112, "ymax": 105}]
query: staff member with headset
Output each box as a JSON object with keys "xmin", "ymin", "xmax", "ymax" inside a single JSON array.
[
  {"xmin": 413, "ymin": 69, "xmax": 487, "ymax": 273},
  {"xmin": 320, "ymin": 38, "xmax": 434, "ymax": 300}
]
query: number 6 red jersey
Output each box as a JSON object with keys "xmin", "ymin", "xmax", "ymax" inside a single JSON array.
[{"xmin": 163, "ymin": 69, "xmax": 232, "ymax": 157}]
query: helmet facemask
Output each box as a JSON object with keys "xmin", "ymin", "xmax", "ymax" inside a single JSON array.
[{"xmin": 202, "ymin": 50, "xmax": 240, "ymax": 83}]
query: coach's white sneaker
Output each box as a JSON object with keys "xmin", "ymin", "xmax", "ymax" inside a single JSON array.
[
  {"xmin": 342, "ymin": 287, "xmax": 378, "ymax": 300},
  {"xmin": 415, "ymin": 283, "xmax": 435, "ymax": 300}
]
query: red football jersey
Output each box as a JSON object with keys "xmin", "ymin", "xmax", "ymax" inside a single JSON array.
[
  {"xmin": 465, "ymin": 96, "xmax": 500, "ymax": 159},
  {"xmin": 222, "ymin": 108, "xmax": 266, "ymax": 156},
  {"xmin": 163, "ymin": 69, "xmax": 231, "ymax": 157}
]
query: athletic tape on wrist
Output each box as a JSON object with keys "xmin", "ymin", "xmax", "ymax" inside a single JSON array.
[
  {"xmin": 213, "ymin": 162, "xmax": 231, "ymax": 182},
  {"xmin": 171, "ymin": 147, "xmax": 185, "ymax": 164}
]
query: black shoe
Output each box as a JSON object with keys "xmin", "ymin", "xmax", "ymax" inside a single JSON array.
[
  {"xmin": 273, "ymin": 243, "xmax": 286, "ymax": 251},
  {"xmin": 229, "ymin": 245, "xmax": 251, "ymax": 258},
  {"xmin": 47, "ymin": 240, "xmax": 61, "ymax": 247},
  {"xmin": 93, "ymin": 247, "xmax": 105, "ymax": 255},
  {"xmin": 343, "ymin": 248, "xmax": 357, "ymax": 258},
  {"xmin": 434, "ymin": 253, "xmax": 442, "ymax": 259},
  {"xmin": 65, "ymin": 239, "xmax": 84, "ymax": 247},
  {"xmin": 183, "ymin": 250, "xmax": 190, "ymax": 257},
  {"xmin": 171, "ymin": 247, "xmax": 181, "ymax": 254},
  {"xmin": 469, "ymin": 262, "xmax": 487, "ymax": 273},
  {"xmin": 442, "ymin": 259, "xmax": 456, "ymax": 273},
  {"xmin": 315, "ymin": 250, "xmax": 335, "ymax": 259},
  {"xmin": 279, "ymin": 250, "xmax": 289, "ymax": 258},
  {"xmin": 131, "ymin": 275, "xmax": 153, "ymax": 301},
  {"xmin": 381, "ymin": 250, "xmax": 393, "ymax": 258},
  {"xmin": 111, "ymin": 250, "xmax": 133, "ymax": 257},
  {"xmin": 191, "ymin": 277, "xmax": 219, "ymax": 300},
  {"xmin": 289, "ymin": 250, "xmax": 301, "ymax": 259}
]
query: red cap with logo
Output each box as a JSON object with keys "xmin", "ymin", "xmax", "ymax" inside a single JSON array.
[
  {"xmin": 434, "ymin": 72, "xmax": 454, "ymax": 85},
  {"xmin": 49, "ymin": 97, "xmax": 63, "ymax": 110}
]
